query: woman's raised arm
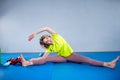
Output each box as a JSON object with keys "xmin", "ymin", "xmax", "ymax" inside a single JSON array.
[{"xmin": 28, "ymin": 27, "xmax": 57, "ymax": 41}]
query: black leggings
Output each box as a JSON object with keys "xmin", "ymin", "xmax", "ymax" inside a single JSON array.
[{"xmin": 32, "ymin": 53, "xmax": 104, "ymax": 66}]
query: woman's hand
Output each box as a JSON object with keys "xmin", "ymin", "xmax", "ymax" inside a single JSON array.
[{"xmin": 28, "ymin": 32, "xmax": 36, "ymax": 41}]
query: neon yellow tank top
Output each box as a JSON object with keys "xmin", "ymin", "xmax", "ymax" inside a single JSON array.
[{"xmin": 46, "ymin": 33, "xmax": 73, "ymax": 57}]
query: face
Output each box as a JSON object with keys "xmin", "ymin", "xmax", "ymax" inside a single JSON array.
[{"xmin": 43, "ymin": 37, "xmax": 53, "ymax": 45}]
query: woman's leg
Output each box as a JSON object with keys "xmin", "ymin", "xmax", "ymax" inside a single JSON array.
[
  {"xmin": 20, "ymin": 54, "xmax": 67, "ymax": 67},
  {"xmin": 46, "ymin": 56, "xmax": 67, "ymax": 62},
  {"xmin": 66, "ymin": 53, "xmax": 104, "ymax": 66},
  {"xmin": 66, "ymin": 53, "xmax": 120, "ymax": 68},
  {"xmin": 32, "ymin": 55, "xmax": 67, "ymax": 65}
]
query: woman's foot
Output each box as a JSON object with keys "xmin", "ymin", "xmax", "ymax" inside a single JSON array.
[
  {"xmin": 20, "ymin": 54, "xmax": 28, "ymax": 67},
  {"xmin": 20, "ymin": 54, "xmax": 33, "ymax": 67},
  {"xmin": 111, "ymin": 56, "xmax": 120, "ymax": 63},
  {"xmin": 104, "ymin": 56, "xmax": 120, "ymax": 69}
]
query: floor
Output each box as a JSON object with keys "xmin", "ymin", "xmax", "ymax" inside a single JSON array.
[{"xmin": 0, "ymin": 52, "xmax": 120, "ymax": 80}]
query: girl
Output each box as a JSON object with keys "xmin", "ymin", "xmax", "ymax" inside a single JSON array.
[{"xmin": 20, "ymin": 27, "xmax": 120, "ymax": 69}]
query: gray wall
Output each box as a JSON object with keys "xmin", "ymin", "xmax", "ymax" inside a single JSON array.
[{"xmin": 0, "ymin": 0, "xmax": 120, "ymax": 52}]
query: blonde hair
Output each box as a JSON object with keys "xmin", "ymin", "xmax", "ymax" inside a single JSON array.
[{"xmin": 39, "ymin": 34, "xmax": 51, "ymax": 48}]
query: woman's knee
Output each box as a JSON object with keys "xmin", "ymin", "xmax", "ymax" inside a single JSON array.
[
  {"xmin": 46, "ymin": 56, "xmax": 67, "ymax": 62},
  {"xmin": 31, "ymin": 58, "xmax": 46, "ymax": 65}
]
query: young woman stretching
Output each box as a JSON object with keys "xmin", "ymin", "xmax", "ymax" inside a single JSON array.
[{"xmin": 20, "ymin": 27, "xmax": 120, "ymax": 69}]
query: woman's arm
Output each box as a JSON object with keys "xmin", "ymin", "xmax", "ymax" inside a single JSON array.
[
  {"xmin": 42, "ymin": 52, "xmax": 50, "ymax": 58},
  {"xmin": 28, "ymin": 27, "xmax": 57, "ymax": 41},
  {"xmin": 36, "ymin": 27, "xmax": 56, "ymax": 34}
]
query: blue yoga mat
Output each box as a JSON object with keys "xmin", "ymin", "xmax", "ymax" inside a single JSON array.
[{"xmin": 0, "ymin": 52, "xmax": 120, "ymax": 80}]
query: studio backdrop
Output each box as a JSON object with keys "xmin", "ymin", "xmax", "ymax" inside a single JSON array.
[{"xmin": 0, "ymin": 0, "xmax": 120, "ymax": 52}]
